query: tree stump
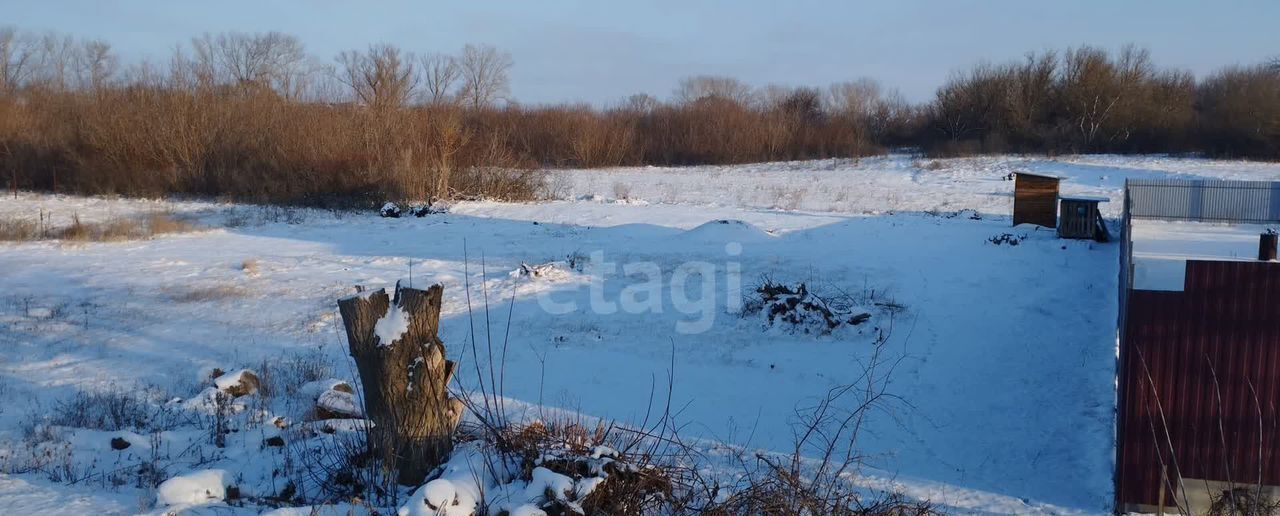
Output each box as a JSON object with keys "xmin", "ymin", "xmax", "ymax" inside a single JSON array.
[{"xmin": 337, "ymin": 283, "xmax": 463, "ymax": 486}]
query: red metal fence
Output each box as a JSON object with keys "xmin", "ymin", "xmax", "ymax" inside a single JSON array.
[{"xmin": 1117, "ymin": 259, "xmax": 1280, "ymax": 507}]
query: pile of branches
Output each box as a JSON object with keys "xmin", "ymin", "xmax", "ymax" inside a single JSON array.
[{"xmin": 745, "ymin": 280, "xmax": 872, "ymax": 335}]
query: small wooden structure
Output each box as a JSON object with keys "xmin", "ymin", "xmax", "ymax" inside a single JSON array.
[
  {"xmin": 1013, "ymin": 172, "xmax": 1060, "ymax": 228},
  {"xmin": 1058, "ymin": 195, "xmax": 1109, "ymax": 241}
]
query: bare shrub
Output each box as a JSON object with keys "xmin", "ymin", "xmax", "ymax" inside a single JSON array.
[
  {"xmin": 460, "ymin": 418, "xmax": 676, "ymax": 515},
  {"xmin": 1207, "ymin": 488, "xmax": 1280, "ymax": 516},
  {"xmin": 49, "ymin": 388, "xmax": 181, "ymax": 433},
  {"xmin": 258, "ymin": 348, "xmax": 335, "ymax": 399},
  {"xmin": 0, "ymin": 217, "xmax": 37, "ymax": 241}
]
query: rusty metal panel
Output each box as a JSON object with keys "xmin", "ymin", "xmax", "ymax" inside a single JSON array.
[
  {"xmin": 1014, "ymin": 174, "xmax": 1059, "ymax": 228},
  {"xmin": 1117, "ymin": 260, "xmax": 1280, "ymax": 507}
]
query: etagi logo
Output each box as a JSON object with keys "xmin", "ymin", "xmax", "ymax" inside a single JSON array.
[{"xmin": 536, "ymin": 243, "xmax": 743, "ymax": 334}]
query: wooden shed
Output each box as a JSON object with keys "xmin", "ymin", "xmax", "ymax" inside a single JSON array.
[
  {"xmin": 1013, "ymin": 172, "xmax": 1060, "ymax": 228},
  {"xmin": 1058, "ymin": 195, "xmax": 1109, "ymax": 241}
]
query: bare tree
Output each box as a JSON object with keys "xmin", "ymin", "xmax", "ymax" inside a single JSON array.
[
  {"xmin": 781, "ymin": 87, "xmax": 823, "ymax": 121},
  {"xmin": 674, "ymin": 75, "xmax": 755, "ymax": 105},
  {"xmin": 0, "ymin": 27, "xmax": 39, "ymax": 94},
  {"xmin": 929, "ymin": 65, "xmax": 1006, "ymax": 142},
  {"xmin": 621, "ymin": 92, "xmax": 659, "ymax": 113},
  {"xmin": 73, "ymin": 40, "xmax": 116, "ymax": 91},
  {"xmin": 419, "ymin": 52, "xmax": 460, "ymax": 105},
  {"xmin": 759, "ymin": 84, "xmax": 795, "ymax": 110},
  {"xmin": 827, "ymin": 79, "xmax": 882, "ymax": 119},
  {"xmin": 336, "ymin": 43, "xmax": 417, "ymax": 111},
  {"xmin": 1004, "ymin": 52, "xmax": 1056, "ymax": 140},
  {"xmin": 31, "ymin": 32, "xmax": 76, "ymax": 91},
  {"xmin": 1060, "ymin": 46, "xmax": 1128, "ymax": 149},
  {"xmin": 458, "ymin": 44, "xmax": 512, "ymax": 109},
  {"xmin": 191, "ymin": 31, "xmax": 313, "ymax": 98},
  {"xmin": 0, "ymin": 31, "xmax": 118, "ymax": 93}
]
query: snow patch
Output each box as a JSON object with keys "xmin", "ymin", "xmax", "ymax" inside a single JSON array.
[
  {"xmin": 399, "ymin": 446, "xmax": 489, "ymax": 516},
  {"xmin": 156, "ymin": 469, "xmax": 230, "ymax": 507},
  {"xmin": 212, "ymin": 368, "xmax": 256, "ymax": 392},
  {"xmin": 374, "ymin": 303, "xmax": 412, "ymax": 347},
  {"xmin": 316, "ymin": 388, "xmax": 362, "ymax": 418},
  {"xmin": 680, "ymin": 219, "xmax": 775, "ymax": 243},
  {"xmin": 298, "ymin": 378, "xmax": 352, "ymax": 400},
  {"xmin": 512, "ymin": 261, "xmax": 573, "ymax": 282}
]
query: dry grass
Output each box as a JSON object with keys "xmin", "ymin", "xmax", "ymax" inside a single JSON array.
[
  {"xmin": 0, "ymin": 218, "xmax": 39, "ymax": 241},
  {"xmin": 56, "ymin": 216, "xmax": 94, "ymax": 241},
  {"xmin": 146, "ymin": 212, "xmax": 194, "ymax": 235},
  {"xmin": 0, "ymin": 213, "xmax": 197, "ymax": 243},
  {"xmin": 99, "ymin": 217, "xmax": 141, "ymax": 241},
  {"xmin": 241, "ymin": 258, "xmax": 260, "ymax": 275},
  {"xmin": 163, "ymin": 284, "xmax": 249, "ymax": 303}
]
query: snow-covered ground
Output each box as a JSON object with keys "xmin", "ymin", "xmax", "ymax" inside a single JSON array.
[
  {"xmin": 546, "ymin": 154, "xmax": 1280, "ymax": 218},
  {"xmin": 2, "ymin": 154, "xmax": 1278, "ymax": 514},
  {"xmin": 1131, "ymin": 220, "xmax": 1280, "ymax": 290}
]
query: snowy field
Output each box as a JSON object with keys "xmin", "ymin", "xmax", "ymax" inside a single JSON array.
[{"xmin": 2, "ymin": 154, "xmax": 1279, "ymax": 514}]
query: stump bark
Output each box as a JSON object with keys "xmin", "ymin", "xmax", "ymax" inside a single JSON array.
[{"xmin": 337, "ymin": 283, "xmax": 462, "ymax": 486}]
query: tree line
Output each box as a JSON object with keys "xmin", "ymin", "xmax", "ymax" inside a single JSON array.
[{"xmin": 1, "ymin": 27, "xmax": 1277, "ymax": 205}]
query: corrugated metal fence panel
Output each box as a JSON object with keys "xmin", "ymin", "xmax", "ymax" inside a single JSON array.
[
  {"xmin": 1127, "ymin": 179, "xmax": 1280, "ymax": 223},
  {"xmin": 1117, "ymin": 260, "xmax": 1280, "ymax": 507}
]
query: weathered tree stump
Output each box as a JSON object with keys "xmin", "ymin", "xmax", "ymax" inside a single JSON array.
[{"xmin": 337, "ymin": 283, "xmax": 463, "ymax": 486}]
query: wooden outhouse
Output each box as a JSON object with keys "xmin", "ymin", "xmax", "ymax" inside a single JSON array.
[
  {"xmin": 1058, "ymin": 195, "xmax": 1109, "ymax": 241},
  {"xmin": 1013, "ymin": 172, "xmax": 1060, "ymax": 228}
]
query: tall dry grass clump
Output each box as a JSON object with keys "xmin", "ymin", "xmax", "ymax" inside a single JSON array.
[
  {"xmin": 0, "ymin": 212, "xmax": 195, "ymax": 242},
  {"xmin": 0, "ymin": 218, "xmax": 38, "ymax": 241}
]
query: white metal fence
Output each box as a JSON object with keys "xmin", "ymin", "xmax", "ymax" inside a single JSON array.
[{"xmin": 1126, "ymin": 178, "xmax": 1280, "ymax": 223}]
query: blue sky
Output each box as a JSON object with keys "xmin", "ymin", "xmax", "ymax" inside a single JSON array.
[{"xmin": 7, "ymin": 0, "xmax": 1276, "ymax": 104}]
